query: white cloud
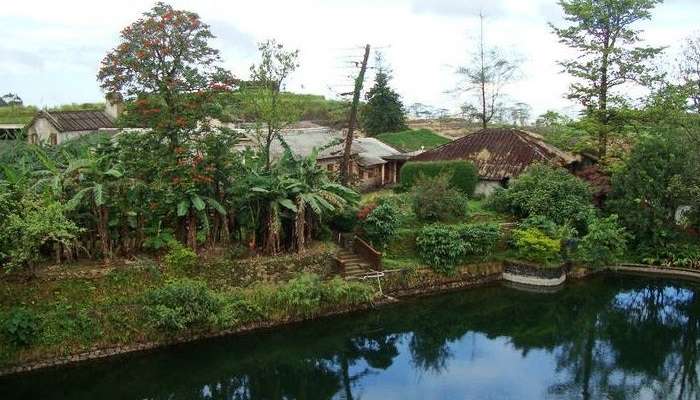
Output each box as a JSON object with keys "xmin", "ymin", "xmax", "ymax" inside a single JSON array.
[{"xmin": 1, "ymin": 0, "xmax": 698, "ymax": 118}]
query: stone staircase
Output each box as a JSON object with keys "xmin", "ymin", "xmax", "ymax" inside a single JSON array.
[{"xmin": 335, "ymin": 248, "xmax": 372, "ymax": 280}]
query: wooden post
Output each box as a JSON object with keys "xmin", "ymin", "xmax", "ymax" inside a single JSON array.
[{"xmin": 341, "ymin": 44, "xmax": 371, "ymax": 186}]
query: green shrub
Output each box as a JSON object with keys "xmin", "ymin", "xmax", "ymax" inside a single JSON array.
[
  {"xmin": 163, "ymin": 241, "xmax": 198, "ymax": 271},
  {"xmin": 360, "ymin": 202, "xmax": 401, "ymax": 249},
  {"xmin": 321, "ymin": 277, "xmax": 374, "ymax": 306},
  {"xmin": 416, "ymin": 225, "xmax": 466, "ymax": 275},
  {"xmin": 416, "ymin": 223, "xmax": 503, "ymax": 274},
  {"xmin": 511, "ymin": 228, "xmax": 562, "ymax": 265},
  {"xmin": 270, "ymin": 274, "xmax": 374, "ymax": 319},
  {"xmin": 518, "ymin": 215, "xmax": 577, "ymax": 241},
  {"xmin": 412, "ymin": 175, "xmax": 469, "ymax": 222},
  {"xmin": 641, "ymin": 242, "xmax": 700, "ymax": 269},
  {"xmin": 218, "ymin": 292, "xmax": 265, "ymax": 327},
  {"xmin": 1, "ymin": 307, "xmax": 40, "ymax": 347},
  {"xmin": 400, "ymin": 160, "xmax": 478, "ymax": 195},
  {"xmin": 608, "ymin": 135, "xmax": 691, "ymax": 249},
  {"xmin": 276, "ymin": 273, "xmax": 323, "ymax": 318},
  {"xmin": 1, "ymin": 198, "xmax": 81, "ymax": 273},
  {"xmin": 487, "ymin": 164, "xmax": 594, "ymax": 230},
  {"xmin": 385, "ymin": 228, "xmax": 418, "ymax": 259},
  {"xmin": 575, "ymin": 215, "xmax": 628, "ymax": 267},
  {"xmin": 329, "ymin": 207, "xmax": 359, "ymax": 233},
  {"xmin": 459, "ymin": 223, "xmax": 502, "ymax": 257},
  {"xmin": 143, "ymin": 279, "xmax": 222, "ymax": 332}
]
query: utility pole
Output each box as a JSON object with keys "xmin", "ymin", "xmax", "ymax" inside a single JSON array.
[{"xmin": 341, "ymin": 44, "xmax": 370, "ymax": 186}]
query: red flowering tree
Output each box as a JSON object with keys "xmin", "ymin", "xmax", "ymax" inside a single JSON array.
[
  {"xmin": 97, "ymin": 2, "xmax": 235, "ymax": 147},
  {"xmin": 98, "ymin": 3, "xmax": 238, "ymax": 251}
]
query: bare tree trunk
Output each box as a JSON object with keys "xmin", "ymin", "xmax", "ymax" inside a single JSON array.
[
  {"xmin": 341, "ymin": 44, "xmax": 371, "ymax": 186},
  {"xmin": 598, "ymin": 35, "xmax": 611, "ymax": 159},
  {"xmin": 187, "ymin": 209, "xmax": 198, "ymax": 252},
  {"xmin": 294, "ymin": 198, "xmax": 306, "ymax": 253},
  {"xmin": 136, "ymin": 213, "xmax": 145, "ymax": 252},
  {"xmin": 98, "ymin": 205, "xmax": 111, "ymax": 263},
  {"xmin": 264, "ymin": 208, "xmax": 280, "ymax": 255}
]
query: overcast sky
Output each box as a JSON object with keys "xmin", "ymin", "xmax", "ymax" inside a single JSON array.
[{"xmin": 2, "ymin": 0, "xmax": 698, "ymax": 118}]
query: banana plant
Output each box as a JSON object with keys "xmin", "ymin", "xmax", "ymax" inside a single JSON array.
[
  {"xmin": 64, "ymin": 155, "xmax": 124, "ymax": 262},
  {"xmin": 176, "ymin": 191, "xmax": 227, "ymax": 251}
]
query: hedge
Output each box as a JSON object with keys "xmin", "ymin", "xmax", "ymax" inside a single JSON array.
[{"xmin": 400, "ymin": 160, "xmax": 478, "ymax": 195}]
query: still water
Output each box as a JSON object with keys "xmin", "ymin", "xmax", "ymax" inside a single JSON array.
[{"xmin": 2, "ymin": 274, "xmax": 700, "ymax": 400}]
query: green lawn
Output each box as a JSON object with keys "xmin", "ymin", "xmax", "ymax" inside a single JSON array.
[
  {"xmin": 0, "ymin": 106, "xmax": 36, "ymax": 125},
  {"xmin": 376, "ymin": 129, "xmax": 450, "ymax": 152}
]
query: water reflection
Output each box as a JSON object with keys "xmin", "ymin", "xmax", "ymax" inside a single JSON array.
[{"xmin": 2, "ymin": 275, "xmax": 700, "ymax": 400}]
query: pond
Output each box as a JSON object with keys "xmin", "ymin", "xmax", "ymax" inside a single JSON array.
[{"xmin": 2, "ymin": 274, "xmax": 700, "ymax": 400}]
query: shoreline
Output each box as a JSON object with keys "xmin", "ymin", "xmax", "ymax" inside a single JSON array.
[{"xmin": 2, "ymin": 263, "xmax": 700, "ymax": 378}]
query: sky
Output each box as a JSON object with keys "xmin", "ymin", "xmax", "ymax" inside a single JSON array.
[{"xmin": 1, "ymin": 0, "xmax": 699, "ymax": 119}]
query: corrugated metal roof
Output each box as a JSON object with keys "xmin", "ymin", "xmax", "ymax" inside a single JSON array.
[
  {"xmin": 411, "ymin": 128, "xmax": 578, "ymax": 180},
  {"xmin": 353, "ymin": 137, "xmax": 401, "ymax": 167},
  {"xmin": 42, "ymin": 110, "xmax": 115, "ymax": 132}
]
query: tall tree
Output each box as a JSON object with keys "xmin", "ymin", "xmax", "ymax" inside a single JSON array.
[
  {"xmin": 679, "ymin": 34, "xmax": 700, "ymax": 113},
  {"xmin": 242, "ymin": 39, "xmax": 300, "ymax": 171},
  {"xmin": 1, "ymin": 93, "xmax": 22, "ymax": 106},
  {"xmin": 550, "ymin": 0, "xmax": 664, "ymax": 158},
  {"xmin": 97, "ymin": 2, "xmax": 236, "ymax": 251},
  {"xmin": 455, "ymin": 13, "xmax": 520, "ymax": 129},
  {"xmin": 361, "ymin": 54, "xmax": 407, "ymax": 135},
  {"xmin": 97, "ymin": 2, "xmax": 235, "ymax": 148},
  {"xmin": 509, "ymin": 102, "xmax": 532, "ymax": 127}
]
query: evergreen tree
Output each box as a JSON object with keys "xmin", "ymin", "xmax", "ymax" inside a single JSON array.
[
  {"xmin": 550, "ymin": 0, "xmax": 664, "ymax": 159},
  {"xmin": 361, "ymin": 55, "xmax": 407, "ymax": 135}
]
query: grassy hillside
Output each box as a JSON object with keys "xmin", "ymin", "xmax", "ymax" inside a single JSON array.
[
  {"xmin": 0, "ymin": 106, "xmax": 37, "ymax": 124},
  {"xmin": 376, "ymin": 129, "xmax": 451, "ymax": 152}
]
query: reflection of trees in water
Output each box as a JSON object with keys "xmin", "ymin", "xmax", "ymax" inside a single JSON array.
[
  {"xmin": 546, "ymin": 279, "xmax": 700, "ymax": 400},
  {"xmin": 7, "ymin": 277, "xmax": 700, "ymax": 400}
]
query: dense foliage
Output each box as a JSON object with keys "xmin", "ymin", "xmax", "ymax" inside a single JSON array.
[
  {"xmin": 359, "ymin": 203, "xmax": 401, "ymax": 249},
  {"xmin": 416, "ymin": 223, "xmax": 502, "ymax": 274},
  {"xmin": 574, "ymin": 215, "xmax": 629, "ymax": 267},
  {"xmin": 488, "ymin": 164, "xmax": 594, "ymax": 230},
  {"xmin": 511, "ymin": 228, "xmax": 562, "ymax": 265},
  {"xmin": 1, "ymin": 308, "xmax": 40, "ymax": 347},
  {"xmin": 608, "ymin": 135, "xmax": 691, "ymax": 249},
  {"xmin": 144, "ymin": 279, "xmax": 223, "ymax": 332},
  {"xmin": 400, "ymin": 160, "xmax": 478, "ymax": 195},
  {"xmin": 412, "ymin": 175, "xmax": 469, "ymax": 223}
]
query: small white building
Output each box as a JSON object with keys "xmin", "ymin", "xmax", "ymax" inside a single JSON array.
[{"xmin": 26, "ymin": 101, "xmax": 123, "ymax": 145}]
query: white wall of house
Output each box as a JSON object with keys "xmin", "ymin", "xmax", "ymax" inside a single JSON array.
[
  {"xmin": 58, "ymin": 130, "xmax": 97, "ymax": 144},
  {"xmin": 27, "ymin": 117, "xmax": 59, "ymax": 144}
]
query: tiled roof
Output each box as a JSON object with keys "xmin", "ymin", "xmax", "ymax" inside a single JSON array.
[
  {"xmin": 411, "ymin": 128, "xmax": 578, "ymax": 180},
  {"xmin": 41, "ymin": 110, "xmax": 115, "ymax": 132}
]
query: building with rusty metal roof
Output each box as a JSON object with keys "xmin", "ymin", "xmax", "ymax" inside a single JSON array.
[{"xmin": 411, "ymin": 128, "xmax": 580, "ymax": 195}]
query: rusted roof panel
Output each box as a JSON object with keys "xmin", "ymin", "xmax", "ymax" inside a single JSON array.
[{"xmin": 411, "ymin": 128, "xmax": 578, "ymax": 180}]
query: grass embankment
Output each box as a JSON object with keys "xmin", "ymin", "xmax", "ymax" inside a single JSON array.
[
  {"xmin": 376, "ymin": 128, "xmax": 450, "ymax": 152},
  {"xmin": 0, "ymin": 243, "xmax": 378, "ymax": 369}
]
